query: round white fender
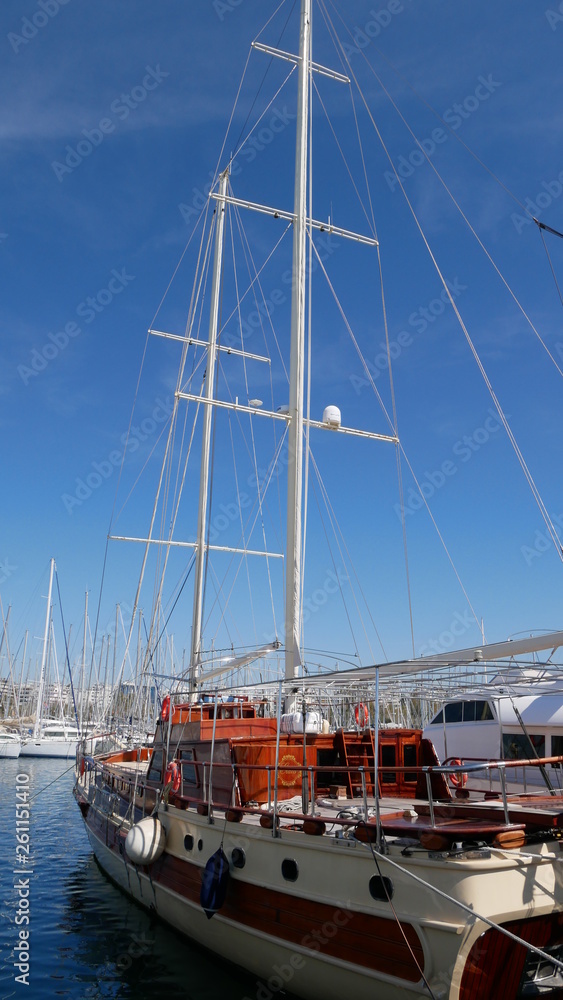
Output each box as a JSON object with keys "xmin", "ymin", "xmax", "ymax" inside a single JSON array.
[{"xmin": 125, "ymin": 816, "xmax": 166, "ymax": 865}]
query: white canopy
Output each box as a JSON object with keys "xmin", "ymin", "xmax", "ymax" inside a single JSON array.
[{"xmin": 316, "ymin": 630, "xmax": 563, "ymax": 683}]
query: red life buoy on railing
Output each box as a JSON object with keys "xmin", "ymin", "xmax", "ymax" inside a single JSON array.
[
  {"xmin": 448, "ymin": 759, "xmax": 467, "ymax": 788},
  {"xmin": 161, "ymin": 695, "xmax": 171, "ymax": 722},
  {"xmin": 354, "ymin": 703, "xmax": 369, "ymax": 727},
  {"xmin": 164, "ymin": 760, "xmax": 181, "ymax": 794}
]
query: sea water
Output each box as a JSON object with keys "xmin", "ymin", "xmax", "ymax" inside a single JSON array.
[{"xmin": 0, "ymin": 759, "xmax": 283, "ymax": 1000}]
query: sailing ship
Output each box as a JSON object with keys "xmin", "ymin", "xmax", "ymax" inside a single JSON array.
[
  {"xmin": 75, "ymin": 2, "xmax": 563, "ymax": 997},
  {"xmin": 21, "ymin": 559, "xmax": 81, "ymax": 759}
]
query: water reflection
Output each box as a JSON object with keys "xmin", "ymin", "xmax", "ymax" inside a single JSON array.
[{"xmin": 0, "ymin": 759, "xmax": 289, "ymax": 1000}]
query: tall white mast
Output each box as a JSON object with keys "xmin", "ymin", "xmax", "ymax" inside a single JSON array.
[
  {"xmin": 34, "ymin": 557, "xmax": 55, "ymax": 739},
  {"xmin": 285, "ymin": 0, "xmax": 311, "ymax": 679},
  {"xmin": 79, "ymin": 589, "xmax": 88, "ymax": 733},
  {"xmin": 190, "ymin": 168, "xmax": 230, "ymax": 692}
]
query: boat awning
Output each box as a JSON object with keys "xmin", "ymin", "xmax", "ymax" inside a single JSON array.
[{"xmin": 317, "ymin": 630, "xmax": 563, "ymax": 683}]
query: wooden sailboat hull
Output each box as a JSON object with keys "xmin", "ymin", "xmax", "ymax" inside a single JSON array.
[{"xmin": 75, "ymin": 774, "xmax": 563, "ymax": 1000}]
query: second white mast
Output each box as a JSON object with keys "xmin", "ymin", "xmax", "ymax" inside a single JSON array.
[{"xmin": 284, "ymin": 0, "xmax": 311, "ymax": 680}]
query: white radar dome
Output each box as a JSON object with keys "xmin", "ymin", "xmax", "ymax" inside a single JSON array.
[{"xmin": 322, "ymin": 405, "xmax": 341, "ymax": 428}]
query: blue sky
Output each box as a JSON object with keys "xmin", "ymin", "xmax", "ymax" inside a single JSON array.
[{"xmin": 2, "ymin": 0, "xmax": 563, "ymax": 684}]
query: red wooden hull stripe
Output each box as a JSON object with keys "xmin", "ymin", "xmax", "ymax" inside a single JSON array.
[{"xmin": 81, "ymin": 797, "xmax": 424, "ymax": 983}]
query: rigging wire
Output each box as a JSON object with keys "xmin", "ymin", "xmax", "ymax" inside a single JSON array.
[
  {"xmin": 537, "ymin": 222, "xmax": 563, "ymax": 311},
  {"xmin": 326, "ymin": 4, "xmax": 563, "ymax": 383},
  {"xmin": 360, "ymin": 828, "xmax": 438, "ymax": 999},
  {"xmin": 307, "ymin": 448, "xmax": 387, "ymax": 663},
  {"xmin": 322, "ymin": 8, "xmax": 563, "ymax": 567},
  {"xmin": 310, "ymin": 241, "xmax": 483, "ymax": 633},
  {"xmin": 309, "ymin": 44, "xmax": 417, "ymax": 654},
  {"xmin": 226, "ymin": 208, "xmax": 278, "ymax": 636},
  {"xmin": 322, "ymin": 0, "xmax": 529, "ymax": 218},
  {"xmin": 203, "ymin": 431, "xmax": 289, "ymax": 649},
  {"xmin": 228, "ymin": 0, "xmax": 298, "ymax": 164}
]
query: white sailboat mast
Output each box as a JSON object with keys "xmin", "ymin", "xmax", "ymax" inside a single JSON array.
[
  {"xmin": 190, "ymin": 168, "xmax": 229, "ymax": 691},
  {"xmin": 79, "ymin": 590, "xmax": 88, "ymax": 733},
  {"xmin": 285, "ymin": 0, "xmax": 311, "ymax": 679},
  {"xmin": 34, "ymin": 557, "xmax": 55, "ymax": 739}
]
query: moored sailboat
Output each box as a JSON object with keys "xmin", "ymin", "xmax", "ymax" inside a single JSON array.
[
  {"xmin": 21, "ymin": 559, "xmax": 80, "ymax": 760},
  {"xmin": 0, "ymin": 728, "xmax": 21, "ymax": 759},
  {"xmin": 74, "ymin": 2, "xmax": 563, "ymax": 997}
]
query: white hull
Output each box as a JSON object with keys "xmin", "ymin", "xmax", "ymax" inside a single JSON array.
[
  {"xmin": 78, "ymin": 778, "xmax": 563, "ymax": 1000},
  {"xmin": 21, "ymin": 738, "xmax": 78, "ymax": 759},
  {"xmin": 0, "ymin": 737, "xmax": 21, "ymax": 758},
  {"xmin": 83, "ymin": 813, "xmax": 448, "ymax": 999}
]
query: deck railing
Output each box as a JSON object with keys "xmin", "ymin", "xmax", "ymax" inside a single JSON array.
[{"xmin": 75, "ymin": 741, "xmax": 563, "ymax": 836}]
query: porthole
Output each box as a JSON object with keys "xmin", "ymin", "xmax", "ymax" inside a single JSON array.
[
  {"xmin": 197, "ymin": 839, "xmax": 203, "ymax": 852},
  {"xmin": 369, "ymin": 875, "xmax": 393, "ymax": 901},
  {"xmin": 184, "ymin": 834, "xmax": 194, "ymax": 852},
  {"xmin": 231, "ymin": 847, "xmax": 246, "ymax": 869},
  {"xmin": 281, "ymin": 859, "xmax": 298, "ymax": 882}
]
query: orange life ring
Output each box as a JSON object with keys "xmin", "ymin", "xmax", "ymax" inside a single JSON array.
[
  {"xmin": 161, "ymin": 695, "xmax": 171, "ymax": 722},
  {"xmin": 279, "ymin": 754, "xmax": 300, "ymax": 787},
  {"xmin": 448, "ymin": 759, "xmax": 467, "ymax": 788},
  {"xmin": 164, "ymin": 760, "xmax": 181, "ymax": 793},
  {"xmin": 354, "ymin": 703, "xmax": 369, "ymax": 727}
]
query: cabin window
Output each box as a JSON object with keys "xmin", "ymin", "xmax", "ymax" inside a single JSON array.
[
  {"xmin": 403, "ymin": 744, "xmax": 418, "ymax": 783},
  {"xmin": 184, "ymin": 834, "xmax": 194, "ymax": 852},
  {"xmin": 369, "ymin": 875, "xmax": 394, "ymax": 901},
  {"xmin": 552, "ymin": 736, "xmax": 563, "ymax": 766},
  {"xmin": 462, "ymin": 700, "xmax": 494, "ymax": 722},
  {"xmin": 381, "ymin": 745, "xmax": 396, "ymax": 784},
  {"xmin": 180, "ymin": 749, "xmax": 198, "ymax": 786},
  {"xmin": 445, "ymin": 703, "xmax": 463, "ymax": 723},
  {"xmin": 502, "ymin": 733, "xmax": 545, "ymax": 760},
  {"xmin": 430, "ymin": 701, "xmax": 493, "ymax": 725},
  {"xmin": 474, "ymin": 700, "xmax": 494, "ymax": 721},
  {"xmin": 147, "ymin": 749, "xmax": 163, "ymax": 784}
]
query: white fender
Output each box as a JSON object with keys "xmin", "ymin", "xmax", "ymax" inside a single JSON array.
[{"xmin": 125, "ymin": 815, "xmax": 166, "ymax": 865}]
